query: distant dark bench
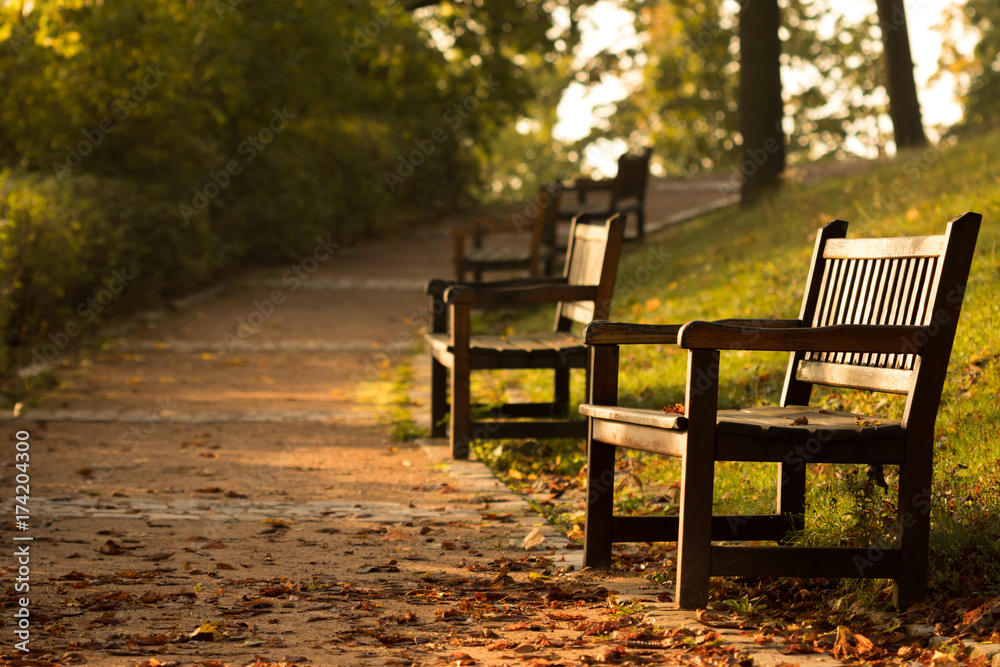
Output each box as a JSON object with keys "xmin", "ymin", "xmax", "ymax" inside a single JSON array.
[
  {"xmin": 427, "ymin": 215, "xmax": 626, "ymax": 459},
  {"xmin": 452, "ymin": 183, "xmax": 561, "ymax": 282},
  {"xmin": 558, "ymin": 148, "xmax": 651, "ymax": 241}
]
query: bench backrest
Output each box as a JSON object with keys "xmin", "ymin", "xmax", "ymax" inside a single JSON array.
[
  {"xmin": 612, "ymin": 148, "xmax": 651, "ymax": 206},
  {"xmin": 531, "ymin": 181, "xmax": 562, "ymax": 261},
  {"xmin": 782, "ymin": 213, "xmax": 982, "ymax": 415},
  {"xmin": 556, "ymin": 215, "xmax": 625, "ymax": 330}
]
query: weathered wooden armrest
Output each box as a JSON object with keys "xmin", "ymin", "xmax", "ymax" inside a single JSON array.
[
  {"xmin": 583, "ymin": 319, "xmax": 803, "ymax": 345},
  {"xmin": 427, "ymin": 276, "xmax": 566, "ymax": 297},
  {"xmin": 678, "ymin": 321, "xmax": 928, "ymax": 354},
  {"xmin": 583, "ymin": 321, "xmax": 684, "ymax": 345},
  {"xmin": 445, "ymin": 283, "xmax": 597, "ymax": 306},
  {"xmin": 426, "ymin": 279, "xmax": 459, "ymax": 297}
]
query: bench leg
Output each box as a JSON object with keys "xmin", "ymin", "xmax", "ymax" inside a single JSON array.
[
  {"xmin": 553, "ymin": 368, "xmax": 570, "ymax": 417},
  {"xmin": 430, "ymin": 356, "xmax": 448, "ymax": 438},
  {"xmin": 584, "ymin": 438, "xmax": 615, "ymax": 568},
  {"xmin": 777, "ymin": 461, "xmax": 806, "ymax": 542},
  {"xmin": 450, "ymin": 360, "xmax": 471, "ymax": 459},
  {"xmin": 584, "ymin": 344, "xmax": 619, "ymax": 568},
  {"xmin": 676, "ymin": 349, "xmax": 719, "ymax": 609},
  {"xmin": 894, "ymin": 461, "xmax": 932, "ymax": 608}
]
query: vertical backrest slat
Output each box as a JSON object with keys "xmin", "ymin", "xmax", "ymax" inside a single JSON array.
[
  {"xmin": 874, "ymin": 257, "xmax": 902, "ymax": 368},
  {"xmin": 847, "ymin": 259, "xmax": 875, "ymax": 364},
  {"xmin": 860, "ymin": 259, "xmax": 889, "ymax": 365}
]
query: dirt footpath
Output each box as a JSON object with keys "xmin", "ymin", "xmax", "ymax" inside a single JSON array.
[{"xmin": 1, "ymin": 181, "xmax": 848, "ymax": 666}]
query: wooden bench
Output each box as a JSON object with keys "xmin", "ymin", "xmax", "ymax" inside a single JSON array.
[
  {"xmin": 427, "ymin": 215, "xmax": 626, "ymax": 459},
  {"xmin": 453, "ymin": 183, "xmax": 561, "ymax": 282},
  {"xmin": 578, "ymin": 212, "xmax": 982, "ymax": 609},
  {"xmin": 558, "ymin": 148, "xmax": 651, "ymax": 241}
]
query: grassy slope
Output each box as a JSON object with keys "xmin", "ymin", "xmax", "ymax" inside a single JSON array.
[{"xmin": 473, "ymin": 131, "xmax": 1000, "ymax": 598}]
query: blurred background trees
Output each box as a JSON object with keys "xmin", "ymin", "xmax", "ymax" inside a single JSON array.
[{"xmin": 1, "ymin": 0, "xmax": 997, "ymax": 380}]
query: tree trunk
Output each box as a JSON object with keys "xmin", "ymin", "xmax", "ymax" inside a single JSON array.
[
  {"xmin": 875, "ymin": 0, "xmax": 927, "ymax": 149},
  {"xmin": 739, "ymin": 0, "xmax": 785, "ymax": 202}
]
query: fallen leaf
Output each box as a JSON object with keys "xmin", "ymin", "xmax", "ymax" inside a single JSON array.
[
  {"xmin": 523, "ymin": 527, "xmax": 546, "ymax": 549},
  {"xmin": 545, "ymin": 611, "xmax": 586, "ymax": 621},
  {"xmin": 931, "ymin": 650, "xmax": 959, "ymax": 664},
  {"xmin": 186, "ymin": 621, "xmax": 228, "ymax": 641},
  {"xmin": 662, "ymin": 403, "xmax": 685, "ymax": 415},
  {"xmin": 143, "ymin": 552, "xmax": 174, "ymax": 562},
  {"xmin": 98, "ymin": 540, "xmax": 128, "ymax": 555},
  {"xmin": 381, "ymin": 530, "xmax": 415, "ymax": 541},
  {"xmin": 790, "ymin": 416, "xmax": 809, "ymax": 426}
]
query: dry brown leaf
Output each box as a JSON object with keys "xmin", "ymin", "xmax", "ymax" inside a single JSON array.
[
  {"xmin": 790, "ymin": 416, "xmax": 809, "ymax": 426},
  {"xmin": 98, "ymin": 539, "xmax": 127, "ymax": 555},
  {"xmin": 381, "ymin": 529, "xmax": 414, "ymax": 541},
  {"xmin": 662, "ymin": 403, "xmax": 685, "ymax": 415},
  {"xmin": 545, "ymin": 611, "xmax": 587, "ymax": 621}
]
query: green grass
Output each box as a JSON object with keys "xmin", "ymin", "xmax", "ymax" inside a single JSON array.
[{"xmin": 467, "ymin": 131, "xmax": 1000, "ymax": 602}]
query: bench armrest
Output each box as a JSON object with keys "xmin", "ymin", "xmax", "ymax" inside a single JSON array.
[
  {"xmin": 584, "ymin": 321, "xmax": 684, "ymax": 345},
  {"xmin": 583, "ymin": 319, "xmax": 801, "ymax": 345},
  {"xmin": 426, "ymin": 276, "xmax": 565, "ymax": 297},
  {"xmin": 678, "ymin": 321, "xmax": 928, "ymax": 354},
  {"xmin": 445, "ymin": 283, "xmax": 596, "ymax": 306}
]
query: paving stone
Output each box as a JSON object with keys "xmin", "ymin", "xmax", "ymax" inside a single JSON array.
[
  {"xmin": 907, "ymin": 623, "xmax": 937, "ymax": 637},
  {"xmin": 970, "ymin": 644, "xmax": 1000, "ymax": 660},
  {"xmin": 84, "ymin": 510, "xmax": 143, "ymax": 518}
]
